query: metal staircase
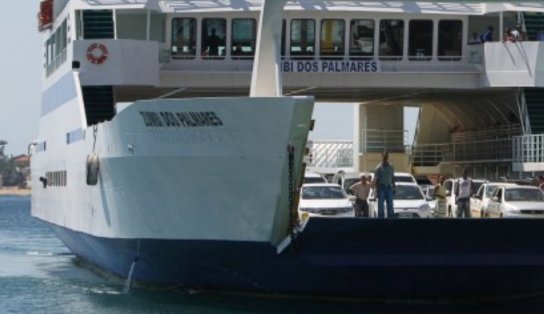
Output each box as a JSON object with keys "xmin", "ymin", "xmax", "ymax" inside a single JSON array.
[
  {"xmin": 83, "ymin": 10, "xmax": 114, "ymax": 39},
  {"xmin": 81, "ymin": 86, "xmax": 115, "ymax": 126}
]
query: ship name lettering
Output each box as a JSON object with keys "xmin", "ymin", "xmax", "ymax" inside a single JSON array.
[
  {"xmin": 140, "ymin": 111, "xmax": 165, "ymax": 127},
  {"xmin": 140, "ymin": 111, "xmax": 223, "ymax": 128}
]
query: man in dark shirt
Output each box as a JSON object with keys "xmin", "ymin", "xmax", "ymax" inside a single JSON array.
[
  {"xmin": 206, "ymin": 28, "xmax": 222, "ymax": 56},
  {"xmin": 374, "ymin": 151, "xmax": 395, "ymax": 218}
]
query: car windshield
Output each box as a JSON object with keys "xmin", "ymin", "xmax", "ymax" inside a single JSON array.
[
  {"xmin": 485, "ymin": 185, "xmax": 499, "ymax": 198},
  {"xmin": 304, "ymin": 177, "xmax": 326, "ymax": 184},
  {"xmin": 394, "ymin": 185, "xmax": 424, "ymax": 200},
  {"xmin": 504, "ymin": 188, "xmax": 544, "ymax": 202},
  {"xmin": 302, "ymin": 186, "xmax": 347, "ymax": 200},
  {"xmin": 396, "ymin": 176, "xmax": 415, "ymax": 183}
]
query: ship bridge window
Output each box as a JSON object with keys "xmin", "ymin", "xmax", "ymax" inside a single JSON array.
[
  {"xmin": 291, "ymin": 19, "xmax": 315, "ymax": 58},
  {"xmin": 231, "ymin": 19, "xmax": 256, "ymax": 58},
  {"xmin": 202, "ymin": 18, "xmax": 226, "ymax": 58},
  {"xmin": 438, "ymin": 20, "xmax": 462, "ymax": 61},
  {"xmin": 379, "ymin": 19, "xmax": 404, "ymax": 61},
  {"xmin": 409, "ymin": 20, "xmax": 433, "ymax": 61},
  {"xmin": 172, "ymin": 18, "xmax": 196, "ymax": 58},
  {"xmin": 320, "ymin": 19, "xmax": 345, "ymax": 58},
  {"xmin": 350, "ymin": 19, "xmax": 374, "ymax": 59}
]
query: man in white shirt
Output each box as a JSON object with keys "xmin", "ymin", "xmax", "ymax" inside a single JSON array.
[{"xmin": 456, "ymin": 170, "xmax": 475, "ymax": 218}]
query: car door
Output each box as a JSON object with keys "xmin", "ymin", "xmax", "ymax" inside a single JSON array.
[
  {"xmin": 471, "ymin": 185, "xmax": 484, "ymax": 218},
  {"xmin": 487, "ymin": 188, "xmax": 502, "ymax": 218}
]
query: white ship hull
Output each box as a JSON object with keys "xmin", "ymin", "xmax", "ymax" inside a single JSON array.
[{"xmin": 32, "ymin": 96, "xmax": 314, "ymax": 245}]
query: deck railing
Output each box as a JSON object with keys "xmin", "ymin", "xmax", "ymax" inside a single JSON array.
[
  {"xmin": 308, "ymin": 140, "xmax": 353, "ymax": 168},
  {"xmin": 362, "ymin": 129, "xmax": 408, "ymax": 154},
  {"xmin": 512, "ymin": 134, "xmax": 544, "ymax": 163}
]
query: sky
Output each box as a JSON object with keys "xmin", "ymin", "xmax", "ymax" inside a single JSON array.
[
  {"xmin": 0, "ymin": 1, "xmax": 416, "ymax": 155},
  {"xmin": 0, "ymin": 1, "xmax": 42, "ymax": 156}
]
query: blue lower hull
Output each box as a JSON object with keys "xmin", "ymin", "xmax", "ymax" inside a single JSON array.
[{"xmin": 50, "ymin": 218, "xmax": 544, "ymax": 298}]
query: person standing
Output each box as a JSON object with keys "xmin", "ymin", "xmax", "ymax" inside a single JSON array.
[
  {"xmin": 456, "ymin": 170, "xmax": 475, "ymax": 218},
  {"xmin": 434, "ymin": 176, "xmax": 447, "ymax": 217},
  {"xmin": 374, "ymin": 151, "xmax": 395, "ymax": 218},
  {"xmin": 350, "ymin": 175, "xmax": 371, "ymax": 217},
  {"xmin": 480, "ymin": 26, "xmax": 494, "ymax": 43}
]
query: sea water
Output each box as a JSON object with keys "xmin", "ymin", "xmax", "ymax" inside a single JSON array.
[{"xmin": 1, "ymin": 195, "xmax": 543, "ymax": 314}]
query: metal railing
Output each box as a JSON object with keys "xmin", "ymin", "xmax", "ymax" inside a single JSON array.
[
  {"xmin": 362, "ymin": 129, "xmax": 408, "ymax": 154},
  {"xmin": 412, "ymin": 138, "xmax": 513, "ymax": 166},
  {"xmin": 308, "ymin": 140, "xmax": 353, "ymax": 168},
  {"xmin": 513, "ymin": 134, "xmax": 544, "ymax": 163}
]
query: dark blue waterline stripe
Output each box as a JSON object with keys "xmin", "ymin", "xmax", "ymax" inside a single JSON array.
[{"xmin": 41, "ymin": 71, "xmax": 78, "ymax": 116}]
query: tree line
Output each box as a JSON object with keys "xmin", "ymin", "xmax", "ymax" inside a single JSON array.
[{"xmin": 0, "ymin": 140, "xmax": 29, "ymax": 188}]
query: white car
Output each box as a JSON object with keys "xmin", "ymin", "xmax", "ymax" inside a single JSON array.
[
  {"xmin": 486, "ymin": 185, "xmax": 544, "ymax": 218},
  {"xmin": 298, "ymin": 183, "xmax": 355, "ymax": 219},
  {"xmin": 369, "ymin": 182, "xmax": 432, "ymax": 218},
  {"xmin": 303, "ymin": 171, "xmax": 327, "ymax": 184},
  {"xmin": 470, "ymin": 182, "xmax": 516, "ymax": 218},
  {"xmin": 443, "ymin": 178, "xmax": 487, "ymax": 217}
]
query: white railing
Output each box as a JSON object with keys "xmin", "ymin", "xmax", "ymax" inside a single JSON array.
[
  {"xmin": 362, "ymin": 129, "xmax": 408, "ymax": 154},
  {"xmin": 412, "ymin": 138, "xmax": 513, "ymax": 166},
  {"xmin": 308, "ymin": 140, "xmax": 353, "ymax": 168},
  {"xmin": 512, "ymin": 134, "xmax": 544, "ymax": 163}
]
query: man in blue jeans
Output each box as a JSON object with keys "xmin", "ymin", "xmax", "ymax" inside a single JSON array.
[{"xmin": 374, "ymin": 151, "xmax": 395, "ymax": 218}]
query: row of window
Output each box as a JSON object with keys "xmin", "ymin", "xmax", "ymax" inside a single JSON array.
[
  {"xmin": 171, "ymin": 18, "xmax": 463, "ymax": 60},
  {"xmin": 45, "ymin": 170, "xmax": 67, "ymax": 187},
  {"xmin": 45, "ymin": 18, "xmax": 69, "ymax": 76}
]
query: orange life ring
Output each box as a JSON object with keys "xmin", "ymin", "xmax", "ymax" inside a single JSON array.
[{"xmin": 86, "ymin": 43, "xmax": 108, "ymax": 64}]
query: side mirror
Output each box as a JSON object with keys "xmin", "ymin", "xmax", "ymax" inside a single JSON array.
[
  {"xmin": 426, "ymin": 196, "xmax": 433, "ymax": 201},
  {"xmin": 491, "ymin": 196, "xmax": 499, "ymax": 202},
  {"xmin": 446, "ymin": 190, "xmax": 451, "ymax": 196}
]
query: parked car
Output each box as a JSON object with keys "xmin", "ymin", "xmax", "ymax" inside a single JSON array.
[
  {"xmin": 486, "ymin": 185, "xmax": 544, "ymax": 218},
  {"xmin": 369, "ymin": 182, "xmax": 432, "ymax": 218},
  {"xmin": 470, "ymin": 182, "xmax": 516, "ymax": 218},
  {"xmin": 443, "ymin": 178, "xmax": 487, "ymax": 217},
  {"xmin": 298, "ymin": 183, "xmax": 355, "ymax": 220},
  {"xmin": 303, "ymin": 171, "xmax": 327, "ymax": 184}
]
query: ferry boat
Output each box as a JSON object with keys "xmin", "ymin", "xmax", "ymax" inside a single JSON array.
[{"xmin": 32, "ymin": 0, "xmax": 544, "ymax": 299}]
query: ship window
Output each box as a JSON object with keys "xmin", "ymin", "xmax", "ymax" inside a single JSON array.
[
  {"xmin": 231, "ymin": 19, "xmax": 256, "ymax": 58},
  {"xmin": 379, "ymin": 19, "xmax": 404, "ymax": 60},
  {"xmin": 290, "ymin": 19, "xmax": 315, "ymax": 58},
  {"xmin": 408, "ymin": 20, "xmax": 433, "ymax": 61},
  {"xmin": 282, "ymin": 19, "xmax": 286, "ymax": 57},
  {"xmin": 201, "ymin": 18, "xmax": 226, "ymax": 58},
  {"xmin": 350, "ymin": 19, "xmax": 374, "ymax": 59},
  {"xmin": 171, "ymin": 18, "xmax": 196, "ymax": 58},
  {"xmin": 438, "ymin": 20, "xmax": 462, "ymax": 61},
  {"xmin": 320, "ymin": 19, "xmax": 345, "ymax": 57}
]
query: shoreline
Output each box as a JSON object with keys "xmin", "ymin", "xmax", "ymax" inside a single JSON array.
[{"xmin": 0, "ymin": 188, "xmax": 31, "ymax": 196}]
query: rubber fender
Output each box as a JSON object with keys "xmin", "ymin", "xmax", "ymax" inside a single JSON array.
[{"xmin": 86, "ymin": 154, "xmax": 99, "ymax": 185}]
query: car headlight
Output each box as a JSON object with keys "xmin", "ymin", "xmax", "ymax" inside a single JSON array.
[{"xmin": 419, "ymin": 203, "xmax": 431, "ymax": 211}]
